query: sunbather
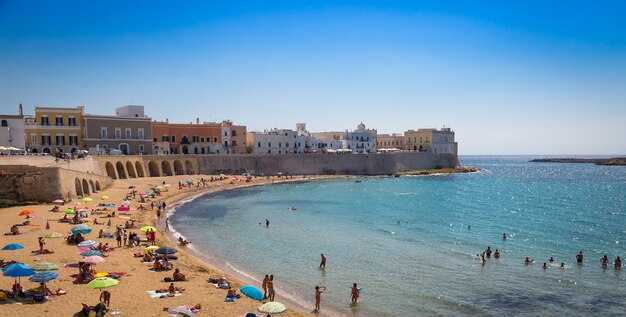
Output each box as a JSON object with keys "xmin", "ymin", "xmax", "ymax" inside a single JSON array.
[{"xmin": 173, "ymin": 268, "xmax": 186, "ymax": 281}]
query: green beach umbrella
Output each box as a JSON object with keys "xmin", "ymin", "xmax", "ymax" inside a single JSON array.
[
  {"xmin": 81, "ymin": 197, "xmax": 93, "ymax": 202},
  {"xmin": 100, "ymin": 195, "xmax": 109, "ymax": 200},
  {"xmin": 32, "ymin": 262, "xmax": 60, "ymax": 271},
  {"xmin": 64, "ymin": 208, "xmax": 76, "ymax": 214},
  {"xmin": 88, "ymin": 277, "xmax": 119, "ymax": 291}
]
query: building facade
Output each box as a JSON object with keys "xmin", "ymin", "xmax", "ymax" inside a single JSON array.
[
  {"xmin": 25, "ymin": 106, "xmax": 84, "ymax": 154},
  {"xmin": 404, "ymin": 127, "xmax": 457, "ymax": 154},
  {"xmin": 246, "ymin": 129, "xmax": 299, "ymax": 154},
  {"xmin": 376, "ymin": 133, "xmax": 404, "ymax": 150},
  {"xmin": 347, "ymin": 123, "xmax": 376, "ymax": 154},
  {"xmin": 0, "ymin": 105, "xmax": 26, "ymax": 150},
  {"xmin": 82, "ymin": 106, "xmax": 153, "ymax": 155},
  {"xmin": 151, "ymin": 119, "xmax": 246, "ymax": 155}
]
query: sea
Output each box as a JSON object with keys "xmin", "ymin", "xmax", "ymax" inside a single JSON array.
[{"xmin": 169, "ymin": 155, "xmax": 626, "ymax": 316}]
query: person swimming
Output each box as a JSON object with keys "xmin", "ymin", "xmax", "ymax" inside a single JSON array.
[
  {"xmin": 502, "ymin": 233, "xmax": 506, "ymax": 240},
  {"xmin": 494, "ymin": 249, "xmax": 501, "ymax": 258},
  {"xmin": 543, "ymin": 262, "xmax": 547, "ymax": 269},
  {"xmin": 549, "ymin": 257, "xmax": 555, "ymax": 263}
]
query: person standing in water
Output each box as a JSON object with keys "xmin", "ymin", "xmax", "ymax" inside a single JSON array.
[
  {"xmin": 165, "ymin": 217, "xmax": 170, "ymax": 232},
  {"xmin": 576, "ymin": 251, "xmax": 584, "ymax": 264},
  {"xmin": 314, "ymin": 285, "xmax": 326, "ymax": 312},
  {"xmin": 502, "ymin": 233, "xmax": 506, "ymax": 240},
  {"xmin": 262, "ymin": 275, "xmax": 269, "ymax": 299},
  {"xmin": 351, "ymin": 283, "xmax": 359, "ymax": 303},
  {"xmin": 265, "ymin": 219, "xmax": 270, "ymax": 227},
  {"xmin": 319, "ymin": 254, "xmax": 326, "ymax": 270}
]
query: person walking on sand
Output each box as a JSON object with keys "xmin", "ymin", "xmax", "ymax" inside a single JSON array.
[
  {"xmin": 319, "ymin": 254, "xmax": 326, "ymax": 270},
  {"xmin": 351, "ymin": 283, "xmax": 359, "ymax": 303},
  {"xmin": 267, "ymin": 275, "xmax": 275, "ymax": 301},
  {"xmin": 165, "ymin": 218, "xmax": 169, "ymax": 232},
  {"xmin": 150, "ymin": 201, "xmax": 154, "ymax": 210},
  {"xmin": 262, "ymin": 275, "xmax": 269, "ymax": 299},
  {"xmin": 314, "ymin": 285, "xmax": 326, "ymax": 312},
  {"xmin": 38, "ymin": 237, "xmax": 45, "ymax": 253}
]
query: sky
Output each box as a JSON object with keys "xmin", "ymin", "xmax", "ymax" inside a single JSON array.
[{"xmin": 1, "ymin": 1, "xmax": 625, "ymax": 155}]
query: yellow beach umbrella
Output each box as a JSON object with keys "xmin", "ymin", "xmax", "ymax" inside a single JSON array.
[
  {"xmin": 140, "ymin": 226, "xmax": 157, "ymax": 232},
  {"xmin": 94, "ymin": 272, "xmax": 108, "ymax": 278},
  {"xmin": 81, "ymin": 197, "xmax": 93, "ymax": 202},
  {"xmin": 144, "ymin": 246, "xmax": 159, "ymax": 254},
  {"xmin": 99, "ymin": 195, "xmax": 109, "ymax": 200}
]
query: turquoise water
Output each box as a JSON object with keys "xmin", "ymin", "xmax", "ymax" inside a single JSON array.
[{"xmin": 170, "ymin": 156, "xmax": 626, "ymax": 316}]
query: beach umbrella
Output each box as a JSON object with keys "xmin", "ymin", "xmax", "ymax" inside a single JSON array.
[
  {"xmin": 81, "ymin": 249, "xmax": 103, "ymax": 257},
  {"xmin": 100, "ymin": 195, "xmax": 109, "ymax": 200},
  {"xmin": 81, "ymin": 197, "xmax": 93, "ymax": 202},
  {"xmin": 2, "ymin": 263, "xmax": 34, "ymax": 276},
  {"xmin": 77, "ymin": 240, "xmax": 98, "ymax": 248},
  {"xmin": 42, "ymin": 232, "xmax": 63, "ymax": 238},
  {"xmin": 32, "ymin": 262, "xmax": 60, "ymax": 271},
  {"xmin": 144, "ymin": 246, "xmax": 159, "ymax": 253},
  {"xmin": 94, "ymin": 272, "xmax": 108, "ymax": 278},
  {"xmin": 64, "ymin": 208, "xmax": 76, "ymax": 214},
  {"xmin": 76, "ymin": 208, "xmax": 88, "ymax": 213},
  {"xmin": 18, "ymin": 210, "xmax": 34, "ymax": 216},
  {"xmin": 145, "ymin": 190, "xmax": 153, "ymax": 195},
  {"xmin": 155, "ymin": 185, "xmax": 163, "ymax": 190},
  {"xmin": 2, "ymin": 243, "xmax": 24, "ymax": 251},
  {"xmin": 2, "ymin": 263, "xmax": 28, "ymax": 273},
  {"xmin": 168, "ymin": 306, "xmax": 195, "ymax": 317},
  {"xmin": 29, "ymin": 271, "xmax": 59, "ymax": 283},
  {"xmin": 140, "ymin": 226, "xmax": 157, "ymax": 232},
  {"xmin": 52, "ymin": 199, "xmax": 64, "ymax": 204},
  {"xmin": 186, "ymin": 179, "xmax": 193, "ymax": 184},
  {"xmin": 240, "ymin": 285, "xmax": 264, "ymax": 301},
  {"xmin": 258, "ymin": 302, "xmax": 287, "ymax": 314},
  {"xmin": 155, "ymin": 246, "xmax": 177, "ymax": 255},
  {"xmin": 87, "ymin": 277, "xmax": 118, "ymax": 290},
  {"xmin": 120, "ymin": 200, "xmax": 131, "ymax": 205},
  {"xmin": 83, "ymin": 256, "xmax": 105, "ymax": 264},
  {"xmin": 72, "ymin": 224, "xmax": 92, "ymax": 234}
]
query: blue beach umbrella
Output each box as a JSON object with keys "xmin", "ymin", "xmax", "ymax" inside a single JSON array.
[
  {"xmin": 155, "ymin": 246, "xmax": 177, "ymax": 255},
  {"xmin": 81, "ymin": 249, "xmax": 104, "ymax": 257},
  {"xmin": 29, "ymin": 271, "xmax": 59, "ymax": 283},
  {"xmin": 3, "ymin": 264, "xmax": 35, "ymax": 278},
  {"xmin": 71, "ymin": 224, "xmax": 92, "ymax": 235},
  {"xmin": 2, "ymin": 243, "xmax": 24, "ymax": 251},
  {"xmin": 2, "ymin": 263, "xmax": 29, "ymax": 273},
  {"xmin": 240, "ymin": 285, "xmax": 264, "ymax": 301},
  {"xmin": 77, "ymin": 240, "xmax": 98, "ymax": 248}
]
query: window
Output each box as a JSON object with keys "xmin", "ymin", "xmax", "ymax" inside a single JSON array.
[
  {"xmin": 231, "ymin": 130, "xmax": 237, "ymax": 136},
  {"xmin": 56, "ymin": 135, "xmax": 65, "ymax": 145},
  {"xmin": 286, "ymin": 142, "xmax": 289, "ymax": 148},
  {"xmin": 200, "ymin": 137, "xmax": 204, "ymax": 143},
  {"xmin": 224, "ymin": 131, "xmax": 227, "ymax": 136},
  {"xmin": 232, "ymin": 140, "xmax": 237, "ymax": 146},
  {"xmin": 41, "ymin": 135, "xmax": 51, "ymax": 145},
  {"xmin": 68, "ymin": 117, "xmax": 76, "ymax": 126},
  {"xmin": 125, "ymin": 128, "xmax": 132, "ymax": 139},
  {"xmin": 31, "ymin": 133, "xmax": 37, "ymax": 144},
  {"xmin": 171, "ymin": 135, "xmax": 176, "ymax": 143},
  {"xmin": 55, "ymin": 116, "xmax": 63, "ymax": 126},
  {"xmin": 278, "ymin": 142, "xmax": 282, "ymax": 148},
  {"xmin": 69, "ymin": 135, "xmax": 78, "ymax": 146},
  {"xmin": 100, "ymin": 127, "xmax": 108, "ymax": 139},
  {"xmin": 258, "ymin": 142, "xmax": 261, "ymax": 147},
  {"xmin": 224, "ymin": 140, "xmax": 228, "ymax": 147},
  {"xmin": 139, "ymin": 145, "xmax": 144, "ymax": 153},
  {"xmin": 214, "ymin": 137, "xmax": 217, "ymax": 143},
  {"xmin": 41, "ymin": 116, "xmax": 49, "ymax": 125},
  {"xmin": 268, "ymin": 142, "xmax": 271, "ymax": 147},
  {"xmin": 1, "ymin": 120, "xmax": 7, "ymax": 127},
  {"xmin": 115, "ymin": 128, "xmax": 121, "ymax": 139},
  {"xmin": 162, "ymin": 136, "xmax": 170, "ymax": 142},
  {"xmin": 192, "ymin": 136, "xmax": 198, "ymax": 142},
  {"xmin": 138, "ymin": 129, "xmax": 144, "ymax": 140}
]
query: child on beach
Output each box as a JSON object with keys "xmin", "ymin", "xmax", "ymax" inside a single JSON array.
[
  {"xmin": 314, "ymin": 285, "xmax": 326, "ymax": 312},
  {"xmin": 351, "ymin": 283, "xmax": 359, "ymax": 303}
]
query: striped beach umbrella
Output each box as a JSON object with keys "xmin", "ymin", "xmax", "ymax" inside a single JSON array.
[
  {"xmin": 77, "ymin": 240, "xmax": 98, "ymax": 248},
  {"xmin": 83, "ymin": 256, "xmax": 105, "ymax": 264},
  {"xmin": 72, "ymin": 224, "xmax": 92, "ymax": 234},
  {"xmin": 81, "ymin": 250, "xmax": 103, "ymax": 257},
  {"xmin": 29, "ymin": 271, "xmax": 59, "ymax": 283},
  {"xmin": 32, "ymin": 262, "xmax": 60, "ymax": 271},
  {"xmin": 258, "ymin": 302, "xmax": 287, "ymax": 314}
]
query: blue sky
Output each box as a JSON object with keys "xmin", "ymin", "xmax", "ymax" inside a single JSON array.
[{"xmin": 1, "ymin": 1, "xmax": 625, "ymax": 154}]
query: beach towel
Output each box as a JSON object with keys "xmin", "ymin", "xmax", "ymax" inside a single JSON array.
[
  {"xmin": 147, "ymin": 290, "xmax": 182, "ymax": 298},
  {"xmin": 31, "ymin": 250, "xmax": 54, "ymax": 255}
]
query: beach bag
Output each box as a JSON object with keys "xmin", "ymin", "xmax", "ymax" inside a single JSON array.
[
  {"xmin": 164, "ymin": 277, "xmax": 172, "ymax": 282},
  {"xmin": 0, "ymin": 291, "xmax": 7, "ymax": 301}
]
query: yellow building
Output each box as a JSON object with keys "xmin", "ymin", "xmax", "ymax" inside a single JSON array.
[
  {"xmin": 404, "ymin": 128, "xmax": 457, "ymax": 154},
  {"xmin": 25, "ymin": 106, "xmax": 84, "ymax": 154}
]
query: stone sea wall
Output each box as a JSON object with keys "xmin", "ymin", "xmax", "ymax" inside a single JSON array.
[{"xmin": 197, "ymin": 152, "xmax": 460, "ymax": 175}]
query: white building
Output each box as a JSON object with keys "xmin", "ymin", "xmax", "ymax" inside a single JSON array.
[
  {"xmin": 248, "ymin": 129, "xmax": 298, "ymax": 154},
  {"xmin": 0, "ymin": 105, "xmax": 26, "ymax": 150},
  {"xmin": 347, "ymin": 123, "xmax": 376, "ymax": 154}
]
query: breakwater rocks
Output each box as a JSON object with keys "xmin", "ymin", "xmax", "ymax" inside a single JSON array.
[
  {"xmin": 396, "ymin": 166, "xmax": 480, "ymax": 176},
  {"xmin": 530, "ymin": 158, "xmax": 626, "ymax": 166}
]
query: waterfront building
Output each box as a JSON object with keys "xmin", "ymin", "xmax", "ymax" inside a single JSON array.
[
  {"xmin": 404, "ymin": 127, "xmax": 457, "ymax": 154},
  {"xmin": 347, "ymin": 123, "xmax": 376, "ymax": 154},
  {"xmin": 82, "ymin": 105, "xmax": 153, "ymax": 155},
  {"xmin": 151, "ymin": 119, "xmax": 246, "ymax": 155},
  {"xmin": 377, "ymin": 133, "xmax": 404, "ymax": 150},
  {"xmin": 0, "ymin": 104, "xmax": 26, "ymax": 150},
  {"xmin": 246, "ymin": 128, "xmax": 298, "ymax": 154},
  {"xmin": 24, "ymin": 106, "xmax": 84, "ymax": 154}
]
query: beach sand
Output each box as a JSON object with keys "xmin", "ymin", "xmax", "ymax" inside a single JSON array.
[{"xmin": 0, "ymin": 174, "xmax": 330, "ymax": 317}]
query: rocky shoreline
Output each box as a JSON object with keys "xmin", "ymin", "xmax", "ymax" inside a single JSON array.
[
  {"xmin": 530, "ymin": 157, "xmax": 626, "ymax": 166},
  {"xmin": 396, "ymin": 166, "xmax": 480, "ymax": 176}
]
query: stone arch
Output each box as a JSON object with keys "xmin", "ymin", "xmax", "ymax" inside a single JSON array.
[
  {"xmin": 161, "ymin": 161, "xmax": 173, "ymax": 177},
  {"xmin": 89, "ymin": 180, "xmax": 95, "ymax": 193},
  {"xmin": 185, "ymin": 160, "xmax": 194, "ymax": 174},
  {"xmin": 135, "ymin": 161, "xmax": 145, "ymax": 177},
  {"xmin": 126, "ymin": 161, "xmax": 137, "ymax": 178},
  {"xmin": 43, "ymin": 148, "xmax": 51, "ymax": 154},
  {"xmin": 75, "ymin": 178, "xmax": 83, "ymax": 197},
  {"xmin": 148, "ymin": 161, "xmax": 160, "ymax": 177},
  {"xmin": 82, "ymin": 179, "xmax": 90, "ymax": 195},
  {"xmin": 173, "ymin": 160, "xmax": 184, "ymax": 175},
  {"xmin": 95, "ymin": 181, "xmax": 101, "ymax": 191},
  {"xmin": 116, "ymin": 161, "xmax": 127, "ymax": 179},
  {"xmin": 105, "ymin": 161, "xmax": 117, "ymax": 179}
]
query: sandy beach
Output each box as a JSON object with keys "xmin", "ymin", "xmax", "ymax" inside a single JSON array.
[{"xmin": 0, "ymin": 174, "xmax": 332, "ymax": 317}]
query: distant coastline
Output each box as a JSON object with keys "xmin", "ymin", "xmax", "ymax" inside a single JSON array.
[
  {"xmin": 395, "ymin": 165, "xmax": 480, "ymax": 176},
  {"xmin": 530, "ymin": 157, "xmax": 626, "ymax": 166}
]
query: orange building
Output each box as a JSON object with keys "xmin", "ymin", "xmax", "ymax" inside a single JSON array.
[{"xmin": 151, "ymin": 120, "xmax": 246, "ymax": 154}]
